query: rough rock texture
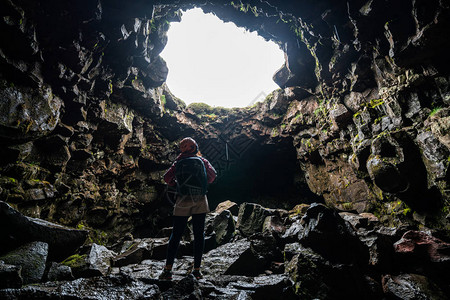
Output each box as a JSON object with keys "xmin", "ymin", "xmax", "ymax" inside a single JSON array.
[
  {"xmin": 1, "ymin": 0, "xmax": 449, "ymax": 242},
  {"xmin": 0, "ymin": 201, "xmax": 88, "ymax": 260},
  {"xmin": 0, "ymin": 241, "xmax": 48, "ymax": 284},
  {"xmin": 61, "ymin": 243, "xmax": 116, "ymax": 278},
  {"xmin": 0, "ymin": 261, "xmax": 22, "ymax": 289},
  {"xmin": 1, "ymin": 0, "xmax": 450, "ymax": 298}
]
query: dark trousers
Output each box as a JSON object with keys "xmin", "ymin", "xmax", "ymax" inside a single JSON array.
[{"xmin": 166, "ymin": 213, "xmax": 206, "ymax": 268}]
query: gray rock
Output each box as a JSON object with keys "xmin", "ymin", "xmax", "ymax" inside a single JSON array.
[
  {"xmin": 0, "ymin": 275, "xmax": 161, "ymax": 300},
  {"xmin": 0, "ymin": 81, "xmax": 62, "ymax": 142},
  {"xmin": 111, "ymin": 239, "xmax": 153, "ymax": 267},
  {"xmin": 237, "ymin": 203, "xmax": 272, "ymax": 237},
  {"xmin": 46, "ymin": 262, "xmax": 74, "ymax": 282},
  {"xmin": 0, "ymin": 260, "xmax": 22, "ymax": 288},
  {"xmin": 282, "ymin": 220, "xmax": 304, "ymax": 242},
  {"xmin": 212, "ymin": 209, "xmax": 236, "ymax": 246},
  {"xmin": 300, "ymin": 203, "xmax": 369, "ymax": 266},
  {"xmin": 62, "ymin": 243, "xmax": 115, "ymax": 278},
  {"xmin": 0, "ymin": 241, "xmax": 48, "ymax": 284},
  {"xmin": 203, "ymin": 239, "xmax": 261, "ymax": 276},
  {"xmin": 382, "ymin": 274, "xmax": 447, "ymax": 300},
  {"xmin": 330, "ymin": 103, "xmax": 352, "ymax": 129},
  {"xmin": 0, "ymin": 201, "xmax": 88, "ymax": 261},
  {"xmin": 285, "ymin": 244, "xmax": 369, "ymax": 299}
]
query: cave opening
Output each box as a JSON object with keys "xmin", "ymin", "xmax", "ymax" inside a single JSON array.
[
  {"xmin": 160, "ymin": 7, "xmax": 285, "ymax": 108},
  {"xmin": 199, "ymin": 137, "xmax": 322, "ymax": 211}
]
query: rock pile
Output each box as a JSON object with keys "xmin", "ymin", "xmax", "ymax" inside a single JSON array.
[{"xmin": 1, "ymin": 201, "xmax": 449, "ymax": 299}]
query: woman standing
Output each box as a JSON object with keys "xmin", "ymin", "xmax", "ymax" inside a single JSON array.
[{"xmin": 159, "ymin": 137, "xmax": 217, "ymax": 280}]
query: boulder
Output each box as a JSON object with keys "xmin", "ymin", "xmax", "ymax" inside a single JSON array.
[
  {"xmin": 357, "ymin": 230, "xmax": 395, "ymax": 272},
  {"xmin": 0, "ymin": 201, "xmax": 88, "ymax": 261},
  {"xmin": 212, "ymin": 209, "xmax": 236, "ymax": 246},
  {"xmin": 46, "ymin": 262, "xmax": 74, "ymax": 282},
  {"xmin": 394, "ymin": 231, "xmax": 450, "ymax": 264},
  {"xmin": 339, "ymin": 212, "xmax": 379, "ymax": 230},
  {"xmin": 0, "ymin": 241, "xmax": 48, "ymax": 284},
  {"xmin": 262, "ymin": 215, "xmax": 286, "ymax": 237},
  {"xmin": 281, "ymin": 219, "xmax": 303, "ymax": 243},
  {"xmin": 0, "ymin": 260, "xmax": 22, "ymax": 288},
  {"xmin": 249, "ymin": 233, "xmax": 283, "ymax": 271},
  {"xmin": 161, "ymin": 275, "xmax": 202, "ymax": 300},
  {"xmin": 112, "ymin": 239, "xmax": 153, "ymax": 267},
  {"xmin": 382, "ymin": 274, "xmax": 447, "ymax": 300},
  {"xmin": 202, "ymin": 239, "xmax": 263, "ymax": 276},
  {"xmin": 214, "ymin": 200, "xmax": 239, "ymax": 216},
  {"xmin": 299, "ymin": 203, "xmax": 369, "ymax": 266},
  {"xmin": 61, "ymin": 243, "xmax": 115, "ymax": 278},
  {"xmin": 285, "ymin": 244, "xmax": 370, "ymax": 300},
  {"xmin": 237, "ymin": 203, "xmax": 272, "ymax": 237},
  {"xmin": 0, "ymin": 274, "xmax": 161, "ymax": 300}
]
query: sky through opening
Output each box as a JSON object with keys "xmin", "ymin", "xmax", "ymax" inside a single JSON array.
[{"xmin": 160, "ymin": 8, "xmax": 285, "ymax": 108}]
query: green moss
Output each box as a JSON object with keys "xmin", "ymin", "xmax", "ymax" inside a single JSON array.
[
  {"xmin": 342, "ymin": 202, "xmax": 353, "ymax": 210},
  {"xmin": 61, "ymin": 254, "xmax": 87, "ymax": 268},
  {"xmin": 430, "ymin": 107, "xmax": 442, "ymax": 117},
  {"xmin": 108, "ymin": 80, "xmax": 113, "ymax": 94},
  {"xmin": 271, "ymin": 127, "xmax": 279, "ymax": 137}
]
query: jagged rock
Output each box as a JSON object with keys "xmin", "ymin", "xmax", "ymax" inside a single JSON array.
[
  {"xmin": 162, "ymin": 275, "xmax": 202, "ymax": 299},
  {"xmin": 46, "ymin": 262, "xmax": 74, "ymax": 282},
  {"xmin": 382, "ymin": 274, "xmax": 447, "ymax": 300},
  {"xmin": 237, "ymin": 203, "xmax": 272, "ymax": 237},
  {"xmin": 394, "ymin": 230, "xmax": 450, "ymax": 264},
  {"xmin": 339, "ymin": 212, "xmax": 379, "ymax": 230},
  {"xmin": 62, "ymin": 243, "xmax": 116, "ymax": 278},
  {"xmin": 0, "ymin": 241, "xmax": 48, "ymax": 284},
  {"xmin": 358, "ymin": 229, "xmax": 395, "ymax": 272},
  {"xmin": 299, "ymin": 203, "xmax": 369, "ymax": 266},
  {"xmin": 144, "ymin": 55, "xmax": 169, "ymax": 87},
  {"xmin": 416, "ymin": 129, "xmax": 449, "ymax": 190},
  {"xmin": 330, "ymin": 103, "xmax": 352, "ymax": 129},
  {"xmin": 0, "ymin": 275, "xmax": 161, "ymax": 300},
  {"xmin": 262, "ymin": 215, "xmax": 286, "ymax": 237},
  {"xmin": 212, "ymin": 209, "xmax": 236, "ymax": 246},
  {"xmin": 111, "ymin": 239, "xmax": 152, "ymax": 267},
  {"xmin": 282, "ymin": 220, "xmax": 303, "ymax": 243},
  {"xmin": 249, "ymin": 233, "xmax": 283, "ymax": 271},
  {"xmin": 215, "ymin": 200, "xmax": 239, "ymax": 216},
  {"xmin": 273, "ymin": 63, "xmax": 296, "ymax": 88},
  {"xmin": 0, "ymin": 201, "xmax": 88, "ymax": 260},
  {"xmin": 285, "ymin": 243, "xmax": 370, "ymax": 300},
  {"xmin": 366, "ymin": 134, "xmax": 409, "ymax": 193},
  {"xmin": 0, "ymin": 81, "xmax": 62, "ymax": 142},
  {"xmin": 203, "ymin": 239, "xmax": 262, "ymax": 276},
  {"xmin": 431, "ymin": 108, "xmax": 450, "ymax": 150},
  {"xmin": 0, "ymin": 260, "xmax": 22, "ymax": 289}
]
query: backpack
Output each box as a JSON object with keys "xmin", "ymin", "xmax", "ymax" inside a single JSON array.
[{"xmin": 175, "ymin": 157, "xmax": 207, "ymax": 196}]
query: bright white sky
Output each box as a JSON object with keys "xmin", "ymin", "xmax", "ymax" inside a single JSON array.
[{"xmin": 160, "ymin": 8, "xmax": 285, "ymax": 108}]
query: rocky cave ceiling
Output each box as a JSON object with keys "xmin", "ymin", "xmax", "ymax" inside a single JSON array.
[{"xmin": 0, "ymin": 0, "xmax": 449, "ymax": 240}]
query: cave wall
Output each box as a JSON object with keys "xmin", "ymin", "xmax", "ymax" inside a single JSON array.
[{"xmin": 1, "ymin": 0, "xmax": 449, "ymax": 241}]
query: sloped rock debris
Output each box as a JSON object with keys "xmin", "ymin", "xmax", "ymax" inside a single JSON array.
[{"xmin": 1, "ymin": 202, "xmax": 450, "ymax": 299}]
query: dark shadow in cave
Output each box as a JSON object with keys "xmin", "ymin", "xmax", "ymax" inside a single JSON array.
[{"xmin": 204, "ymin": 138, "xmax": 322, "ymax": 210}]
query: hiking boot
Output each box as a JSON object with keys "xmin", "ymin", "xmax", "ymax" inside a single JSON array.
[
  {"xmin": 191, "ymin": 269, "xmax": 203, "ymax": 280},
  {"xmin": 158, "ymin": 268, "xmax": 173, "ymax": 281}
]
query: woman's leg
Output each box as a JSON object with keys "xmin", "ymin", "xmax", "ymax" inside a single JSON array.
[
  {"xmin": 165, "ymin": 215, "xmax": 189, "ymax": 267},
  {"xmin": 191, "ymin": 213, "xmax": 206, "ymax": 269}
]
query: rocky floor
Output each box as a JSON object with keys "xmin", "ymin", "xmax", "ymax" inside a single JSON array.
[{"xmin": 1, "ymin": 200, "xmax": 450, "ymax": 299}]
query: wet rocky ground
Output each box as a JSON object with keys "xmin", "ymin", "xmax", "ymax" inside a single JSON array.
[{"xmin": 1, "ymin": 200, "xmax": 450, "ymax": 299}]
